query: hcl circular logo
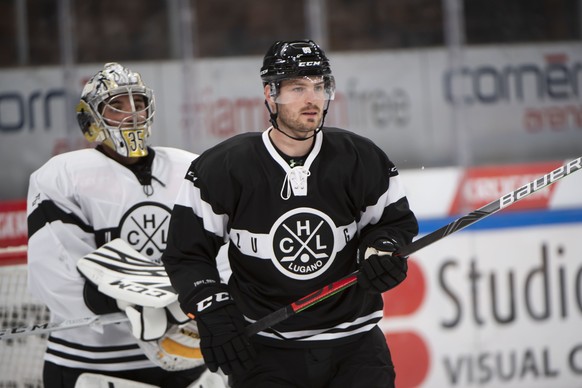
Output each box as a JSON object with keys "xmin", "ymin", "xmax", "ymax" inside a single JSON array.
[{"xmin": 270, "ymin": 207, "xmax": 336, "ymax": 280}]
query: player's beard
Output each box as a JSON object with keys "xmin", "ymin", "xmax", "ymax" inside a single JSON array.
[{"xmin": 277, "ymin": 103, "xmax": 323, "ymax": 139}]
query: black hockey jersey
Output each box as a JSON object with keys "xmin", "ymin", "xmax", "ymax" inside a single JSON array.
[
  {"xmin": 27, "ymin": 146, "xmax": 197, "ymax": 371},
  {"xmin": 163, "ymin": 127, "xmax": 418, "ymax": 347}
]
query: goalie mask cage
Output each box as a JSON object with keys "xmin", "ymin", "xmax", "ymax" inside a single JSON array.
[{"xmin": 0, "ymin": 245, "xmax": 49, "ymax": 388}]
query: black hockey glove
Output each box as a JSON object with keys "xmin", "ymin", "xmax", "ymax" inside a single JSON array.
[
  {"xmin": 186, "ymin": 286, "xmax": 256, "ymax": 375},
  {"xmin": 357, "ymin": 238, "xmax": 408, "ymax": 294}
]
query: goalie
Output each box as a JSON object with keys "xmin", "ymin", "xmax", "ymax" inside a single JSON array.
[{"xmin": 26, "ymin": 63, "xmax": 227, "ymax": 387}]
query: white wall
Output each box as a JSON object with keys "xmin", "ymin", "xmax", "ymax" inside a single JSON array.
[
  {"xmin": 1, "ymin": 42, "xmax": 581, "ymax": 199},
  {"xmin": 381, "ymin": 159, "xmax": 582, "ymax": 387}
]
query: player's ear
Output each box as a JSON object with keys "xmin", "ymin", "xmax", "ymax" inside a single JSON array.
[{"xmin": 264, "ymin": 84, "xmax": 275, "ymax": 109}]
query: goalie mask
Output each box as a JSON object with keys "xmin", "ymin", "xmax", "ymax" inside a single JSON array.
[{"xmin": 76, "ymin": 62, "xmax": 155, "ymax": 158}]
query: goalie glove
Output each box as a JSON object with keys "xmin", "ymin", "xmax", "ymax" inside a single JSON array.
[
  {"xmin": 357, "ymin": 237, "xmax": 408, "ymax": 294},
  {"xmin": 136, "ymin": 321, "xmax": 206, "ymax": 372},
  {"xmin": 78, "ymin": 239, "xmax": 189, "ymax": 341},
  {"xmin": 115, "ymin": 300, "xmax": 168, "ymax": 341},
  {"xmin": 184, "ymin": 285, "xmax": 256, "ymax": 375}
]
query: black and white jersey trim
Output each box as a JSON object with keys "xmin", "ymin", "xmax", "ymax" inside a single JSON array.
[
  {"xmin": 253, "ymin": 310, "xmax": 384, "ymax": 341},
  {"xmin": 45, "ymin": 336, "xmax": 153, "ymax": 371},
  {"xmin": 28, "ymin": 200, "xmax": 93, "ymax": 238}
]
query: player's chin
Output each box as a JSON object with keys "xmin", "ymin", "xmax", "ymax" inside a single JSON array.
[
  {"xmin": 301, "ymin": 117, "xmax": 321, "ymax": 128},
  {"xmin": 298, "ymin": 125, "xmax": 319, "ymax": 136}
]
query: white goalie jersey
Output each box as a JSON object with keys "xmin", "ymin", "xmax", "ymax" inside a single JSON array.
[{"xmin": 26, "ymin": 146, "xmax": 198, "ymax": 371}]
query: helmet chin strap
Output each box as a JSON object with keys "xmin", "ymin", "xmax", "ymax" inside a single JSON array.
[{"xmin": 264, "ymin": 100, "xmax": 330, "ymax": 142}]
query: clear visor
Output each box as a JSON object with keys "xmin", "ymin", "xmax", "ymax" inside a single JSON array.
[{"xmin": 271, "ymin": 75, "xmax": 335, "ymax": 105}]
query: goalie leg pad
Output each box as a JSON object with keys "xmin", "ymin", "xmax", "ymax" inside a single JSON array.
[
  {"xmin": 188, "ymin": 368, "xmax": 229, "ymax": 388},
  {"xmin": 137, "ymin": 322, "xmax": 206, "ymax": 372},
  {"xmin": 74, "ymin": 373, "xmax": 160, "ymax": 388},
  {"xmin": 160, "ymin": 337, "xmax": 203, "ymax": 359}
]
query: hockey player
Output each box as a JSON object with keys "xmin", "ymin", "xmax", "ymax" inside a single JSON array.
[
  {"xmin": 26, "ymin": 63, "xmax": 214, "ymax": 388},
  {"xmin": 162, "ymin": 40, "xmax": 419, "ymax": 388}
]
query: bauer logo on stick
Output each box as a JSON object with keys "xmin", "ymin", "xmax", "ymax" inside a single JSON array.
[{"xmin": 499, "ymin": 157, "xmax": 582, "ymax": 209}]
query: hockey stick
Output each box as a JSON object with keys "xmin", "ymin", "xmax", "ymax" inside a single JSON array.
[
  {"xmin": 0, "ymin": 312, "xmax": 128, "ymax": 340},
  {"xmin": 3, "ymin": 158, "xmax": 581, "ymax": 340},
  {"xmin": 244, "ymin": 156, "xmax": 582, "ymax": 336},
  {"xmin": 1, "ymin": 239, "xmax": 175, "ymax": 340}
]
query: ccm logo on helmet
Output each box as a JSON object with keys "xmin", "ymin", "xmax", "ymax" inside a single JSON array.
[
  {"xmin": 298, "ymin": 61, "xmax": 321, "ymax": 67},
  {"xmin": 196, "ymin": 291, "xmax": 231, "ymax": 312}
]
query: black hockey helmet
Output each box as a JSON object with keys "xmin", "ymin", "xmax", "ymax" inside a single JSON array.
[
  {"xmin": 260, "ymin": 40, "xmax": 332, "ymax": 85},
  {"xmin": 260, "ymin": 40, "xmax": 335, "ymax": 139}
]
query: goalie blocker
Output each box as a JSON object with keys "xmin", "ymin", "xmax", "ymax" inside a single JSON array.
[
  {"xmin": 77, "ymin": 239, "xmax": 209, "ymax": 373},
  {"xmin": 77, "ymin": 239, "xmax": 189, "ymax": 341}
]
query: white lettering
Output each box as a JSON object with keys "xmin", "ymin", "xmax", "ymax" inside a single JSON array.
[
  {"xmin": 296, "ymin": 220, "xmax": 310, "ymax": 236},
  {"xmin": 280, "ymin": 237, "xmax": 294, "ymax": 253},
  {"xmin": 298, "ymin": 61, "xmax": 321, "ymax": 67}
]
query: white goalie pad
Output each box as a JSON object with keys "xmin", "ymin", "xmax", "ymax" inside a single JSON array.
[
  {"xmin": 77, "ymin": 239, "xmax": 178, "ymax": 308},
  {"xmin": 137, "ymin": 321, "xmax": 206, "ymax": 372},
  {"xmin": 73, "ymin": 365, "xmax": 228, "ymax": 388},
  {"xmin": 75, "ymin": 373, "xmax": 159, "ymax": 388},
  {"xmin": 188, "ymin": 369, "xmax": 229, "ymax": 388}
]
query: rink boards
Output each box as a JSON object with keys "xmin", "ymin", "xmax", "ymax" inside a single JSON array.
[{"xmin": 1, "ymin": 160, "xmax": 581, "ymax": 387}]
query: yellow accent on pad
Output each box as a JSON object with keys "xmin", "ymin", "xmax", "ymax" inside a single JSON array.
[{"xmin": 159, "ymin": 337, "xmax": 203, "ymax": 359}]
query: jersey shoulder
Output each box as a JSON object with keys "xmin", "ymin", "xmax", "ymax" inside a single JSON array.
[
  {"xmin": 183, "ymin": 133, "xmax": 264, "ymax": 199},
  {"xmin": 194, "ymin": 132, "xmax": 263, "ymax": 170},
  {"xmin": 28, "ymin": 149, "xmax": 111, "ymax": 203},
  {"xmin": 32, "ymin": 148, "xmax": 106, "ymax": 177},
  {"xmin": 151, "ymin": 146, "xmax": 198, "ymax": 164}
]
